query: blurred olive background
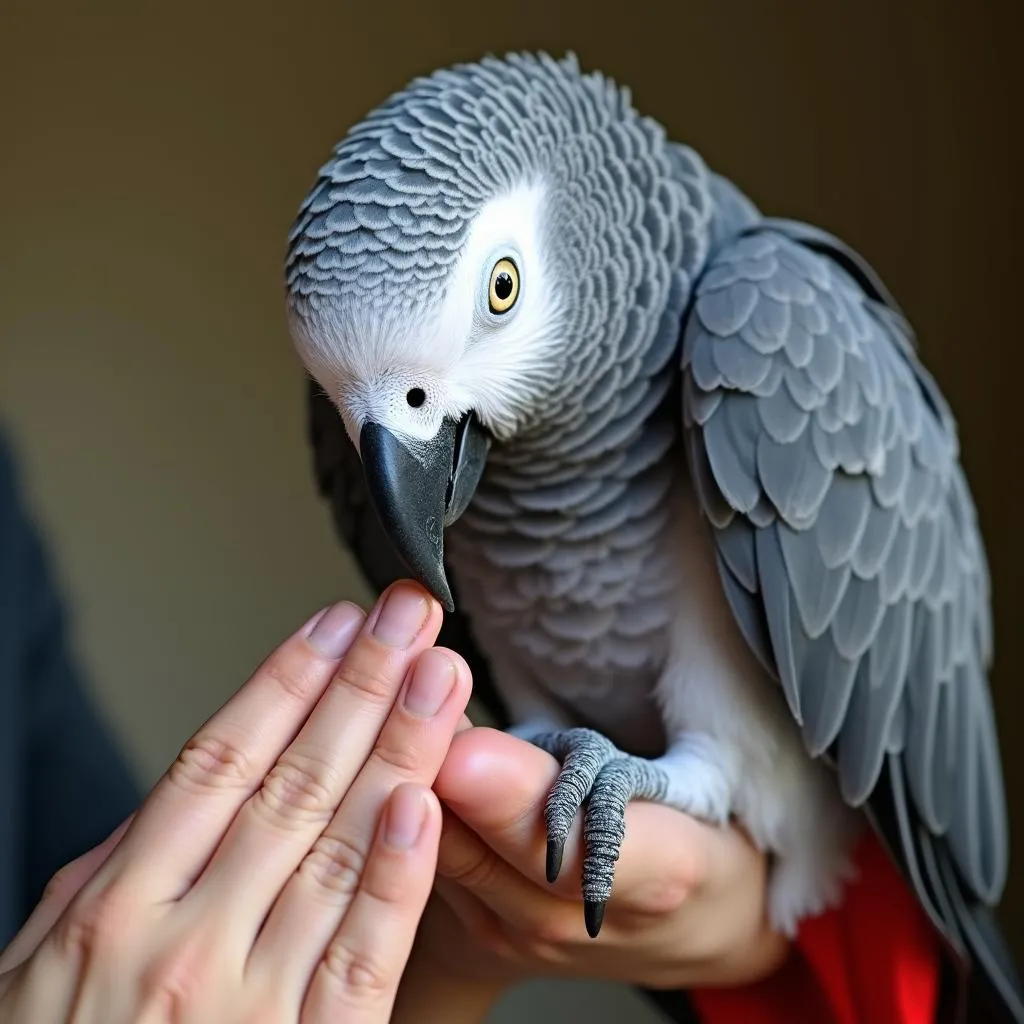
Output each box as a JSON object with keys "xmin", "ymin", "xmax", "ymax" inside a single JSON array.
[{"xmin": 0, "ymin": 0, "xmax": 1019, "ymax": 1018}]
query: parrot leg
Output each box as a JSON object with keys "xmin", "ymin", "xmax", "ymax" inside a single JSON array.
[{"xmin": 527, "ymin": 726, "xmax": 699, "ymax": 939}]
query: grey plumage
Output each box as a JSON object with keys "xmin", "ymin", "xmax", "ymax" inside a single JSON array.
[
  {"xmin": 532, "ymin": 725, "xmax": 670, "ymax": 934},
  {"xmin": 287, "ymin": 51, "xmax": 1021, "ymax": 1022},
  {"xmin": 683, "ymin": 223, "xmax": 1003, "ymax": 900}
]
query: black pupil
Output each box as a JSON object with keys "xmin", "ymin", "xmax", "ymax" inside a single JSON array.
[
  {"xmin": 406, "ymin": 388, "xmax": 426, "ymax": 408},
  {"xmin": 494, "ymin": 271, "xmax": 513, "ymax": 301}
]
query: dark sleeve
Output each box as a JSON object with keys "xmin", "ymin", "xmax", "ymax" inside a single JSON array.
[{"xmin": 2, "ymin": 440, "xmax": 141, "ymax": 911}]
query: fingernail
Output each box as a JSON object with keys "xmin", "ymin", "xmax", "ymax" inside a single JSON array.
[
  {"xmin": 384, "ymin": 786, "xmax": 429, "ymax": 849},
  {"xmin": 306, "ymin": 602, "xmax": 364, "ymax": 658},
  {"xmin": 403, "ymin": 649, "xmax": 456, "ymax": 717},
  {"xmin": 372, "ymin": 583, "xmax": 430, "ymax": 648}
]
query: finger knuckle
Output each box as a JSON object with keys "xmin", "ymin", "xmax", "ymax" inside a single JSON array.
[
  {"xmin": 332, "ymin": 657, "xmax": 399, "ymax": 709},
  {"xmin": 300, "ymin": 833, "xmax": 367, "ymax": 901},
  {"xmin": 41, "ymin": 861, "xmax": 80, "ymax": 906},
  {"xmin": 437, "ymin": 845, "xmax": 504, "ymax": 893},
  {"xmin": 52, "ymin": 885, "xmax": 134, "ymax": 961},
  {"xmin": 643, "ymin": 874, "xmax": 692, "ymax": 917},
  {"xmin": 360, "ymin": 850, "xmax": 426, "ymax": 909},
  {"xmin": 254, "ymin": 755, "xmax": 338, "ymax": 829},
  {"xmin": 138, "ymin": 943, "xmax": 210, "ymax": 1021},
  {"xmin": 633, "ymin": 852, "xmax": 696, "ymax": 917},
  {"xmin": 169, "ymin": 735, "xmax": 252, "ymax": 794},
  {"xmin": 368, "ymin": 735, "xmax": 423, "ymax": 778},
  {"xmin": 263, "ymin": 653, "xmax": 323, "ymax": 704},
  {"xmin": 322, "ymin": 939, "xmax": 393, "ymax": 1001}
]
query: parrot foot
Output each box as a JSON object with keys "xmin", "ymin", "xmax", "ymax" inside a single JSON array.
[{"xmin": 528, "ymin": 727, "xmax": 671, "ymax": 939}]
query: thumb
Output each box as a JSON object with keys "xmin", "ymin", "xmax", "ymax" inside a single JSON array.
[{"xmin": 0, "ymin": 814, "xmax": 133, "ymax": 975}]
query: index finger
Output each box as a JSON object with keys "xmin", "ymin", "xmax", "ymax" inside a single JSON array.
[
  {"xmin": 434, "ymin": 727, "xmax": 710, "ymax": 913},
  {"xmin": 96, "ymin": 599, "xmax": 370, "ymax": 899},
  {"xmin": 100, "ymin": 584, "xmax": 443, "ymax": 902}
]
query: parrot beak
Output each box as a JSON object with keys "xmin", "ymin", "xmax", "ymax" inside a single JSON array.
[{"xmin": 358, "ymin": 412, "xmax": 491, "ymax": 613}]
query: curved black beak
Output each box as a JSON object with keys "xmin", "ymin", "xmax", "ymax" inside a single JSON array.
[{"xmin": 359, "ymin": 413, "xmax": 490, "ymax": 613}]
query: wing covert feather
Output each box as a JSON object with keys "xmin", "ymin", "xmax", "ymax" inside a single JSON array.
[{"xmin": 680, "ymin": 225, "xmax": 1007, "ymax": 916}]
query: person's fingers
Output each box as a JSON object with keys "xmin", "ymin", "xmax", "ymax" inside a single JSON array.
[
  {"xmin": 92, "ymin": 600, "xmax": 367, "ymax": 901},
  {"xmin": 432, "ymin": 816, "xmax": 674, "ymax": 983},
  {"xmin": 184, "ymin": 583, "xmax": 444, "ymax": 940},
  {"xmin": 0, "ymin": 817, "xmax": 133, "ymax": 975},
  {"xmin": 434, "ymin": 806, "xmax": 593, "ymax": 952},
  {"xmin": 435, "ymin": 797, "xmax": 785, "ymax": 987},
  {"xmin": 435, "ymin": 727, "xmax": 706, "ymax": 914},
  {"xmin": 252, "ymin": 648, "xmax": 471, "ymax": 992},
  {"xmin": 300, "ymin": 784, "xmax": 442, "ymax": 1024},
  {"xmin": 438, "ymin": 729, "xmax": 787, "ymax": 983}
]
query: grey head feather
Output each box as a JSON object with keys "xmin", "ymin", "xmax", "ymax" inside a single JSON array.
[{"xmin": 285, "ymin": 51, "xmax": 712, "ymax": 453}]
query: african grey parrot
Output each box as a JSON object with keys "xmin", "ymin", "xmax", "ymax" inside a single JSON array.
[{"xmin": 283, "ymin": 52, "xmax": 1022, "ymax": 1021}]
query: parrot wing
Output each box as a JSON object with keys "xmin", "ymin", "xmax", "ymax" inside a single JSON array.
[{"xmin": 681, "ymin": 218, "xmax": 1022, "ymax": 1018}]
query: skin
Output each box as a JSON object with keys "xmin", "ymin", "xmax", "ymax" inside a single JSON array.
[
  {"xmin": 0, "ymin": 581, "xmax": 472, "ymax": 1024},
  {"xmin": 0, "ymin": 577, "xmax": 786, "ymax": 1024},
  {"xmin": 392, "ymin": 726, "xmax": 789, "ymax": 1023}
]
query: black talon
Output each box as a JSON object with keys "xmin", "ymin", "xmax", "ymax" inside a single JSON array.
[
  {"xmin": 546, "ymin": 838, "xmax": 564, "ymax": 883},
  {"xmin": 530, "ymin": 728, "xmax": 669, "ymax": 942}
]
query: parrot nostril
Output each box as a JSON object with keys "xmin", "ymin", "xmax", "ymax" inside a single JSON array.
[{"xmin": 406, "ymin": 388, "xmax": 426, "ymax": 409}]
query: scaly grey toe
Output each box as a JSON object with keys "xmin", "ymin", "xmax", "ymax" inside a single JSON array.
[
  {"xmin": 533, "ymin": 727, "xmax": 619, "ymax": 884},
  {"xmin": 580, "ymin": 756, "xmax": 670, "ymax": 937}
]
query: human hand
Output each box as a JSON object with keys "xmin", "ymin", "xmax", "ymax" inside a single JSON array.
[
  {"xmin": 0, "ymin": 581, "xmax": 471, "ymax": 1024},
  {"xmin": 409, "ymin": 726, "xmax": 788, "ymax": 992}
]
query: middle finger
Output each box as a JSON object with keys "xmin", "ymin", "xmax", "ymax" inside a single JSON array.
[
  {"xmin": 250, "ymin": 646, "xmax": 471, "ymax": 995},
  {"xmin": 185, "ymin": 582, "xmax": 440, "ymax": 933}
]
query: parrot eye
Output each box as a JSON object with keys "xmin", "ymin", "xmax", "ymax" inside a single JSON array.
[{"xmin": 487, "ymin": 257, "xmax": 520, "ymax": 314}]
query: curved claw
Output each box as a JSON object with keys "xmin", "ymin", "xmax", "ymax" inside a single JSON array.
[
  {"xmin": 530, "ymin": 728, "xmax": 669, "ymax": 937},
  {"xmin": 541, "ymin": 728, "xmax": 614, "ymax": 883},
  {"xmin": 580, "ymin": 756, "xmax": 671, "ymax": 929},
  {"xmin": 546, "ymin": 838, "xmax": 564, "ymax": 884},
  {"xmin": 585, "ymin": 899, "xmax": 606, "ymax": 939}
]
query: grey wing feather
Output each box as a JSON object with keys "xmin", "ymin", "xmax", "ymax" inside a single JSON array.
[{"xmin": 681, "ymin": 223, "xmax": 1021, "ymax": 1018}]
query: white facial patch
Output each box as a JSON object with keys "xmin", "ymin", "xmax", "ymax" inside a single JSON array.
[
  {"xmin": 290, "ymin": 178, "xmax": 564, "ymax": 450},
  {"xmin": 442, "ymin": 182, "xmax": 565, "ymax": 437}
]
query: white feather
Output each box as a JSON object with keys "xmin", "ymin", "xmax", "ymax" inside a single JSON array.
[
  {"xmin": 290, "ymin": 180, "xmax": 565, "ymax": 449},
  {"xmin": 651, "ymin": 484, "xmax": 863, "ymax": 935}
]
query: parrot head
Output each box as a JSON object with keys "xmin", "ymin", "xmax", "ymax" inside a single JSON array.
[{"xmin": 284, "ymin": 52, "xmax": 705, "ymax": 610}]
